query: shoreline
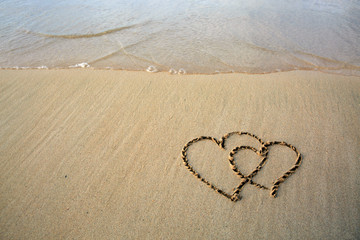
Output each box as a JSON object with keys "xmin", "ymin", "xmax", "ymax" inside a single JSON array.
[
  {"xmin": 0, "ymin": 69, "xmax": 359, "ymax": 239},
  {"xmin": 1, "ymin": 67, "xmax": 359, "ymax": 77}
]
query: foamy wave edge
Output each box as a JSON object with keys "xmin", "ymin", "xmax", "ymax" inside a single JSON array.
[{"xmin": 1, "ymin": 64, "xmax": 359, "ymax": 77}]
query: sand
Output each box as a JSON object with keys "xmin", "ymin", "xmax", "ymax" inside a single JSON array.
[{"xmin": 0, "ymin": 69, "xmax": 359, "ymax": 239}]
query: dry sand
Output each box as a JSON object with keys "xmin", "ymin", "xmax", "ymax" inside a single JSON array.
[{"xmin": 0, "ymin": 69, "xmax": 359, "ymax": 239}]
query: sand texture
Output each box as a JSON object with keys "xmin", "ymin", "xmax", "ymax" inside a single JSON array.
[{"xmin": 0, "ymin": 69, "xmax": 359, "ymax": 239}]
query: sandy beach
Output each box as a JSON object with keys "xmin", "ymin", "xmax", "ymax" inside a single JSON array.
[{"xmin": 0, "ymin": 69, "xmax": 359, "ymax": 239}]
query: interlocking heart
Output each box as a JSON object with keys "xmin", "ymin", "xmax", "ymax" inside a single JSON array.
[{"xmin": 181, "ymin": 131, "xmax": 302, "ymax": 202}]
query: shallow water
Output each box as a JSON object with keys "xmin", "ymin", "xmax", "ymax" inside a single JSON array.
[{"xmin": 0, "ymin": 0, "xmax": 359, "ymax": 75}]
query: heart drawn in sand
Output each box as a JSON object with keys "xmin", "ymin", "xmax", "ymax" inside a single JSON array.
[{"xmin": 181, "ymin": 132, "xmax": 302, "ymax": 202}]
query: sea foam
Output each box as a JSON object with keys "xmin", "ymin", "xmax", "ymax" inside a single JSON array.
[{"xmin": 69, "ymin": 63, "xmax": 90, "ymax": 68}]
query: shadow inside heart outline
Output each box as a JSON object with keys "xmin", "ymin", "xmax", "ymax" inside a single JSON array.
[{"xmin": 181, "ymin": 132, "xmax": 302, "ymax": 202}]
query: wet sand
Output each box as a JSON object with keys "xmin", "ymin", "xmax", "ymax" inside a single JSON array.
[{"xmin": 0, "ymin": 69, "xmax": 359, "ymax": 239}]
